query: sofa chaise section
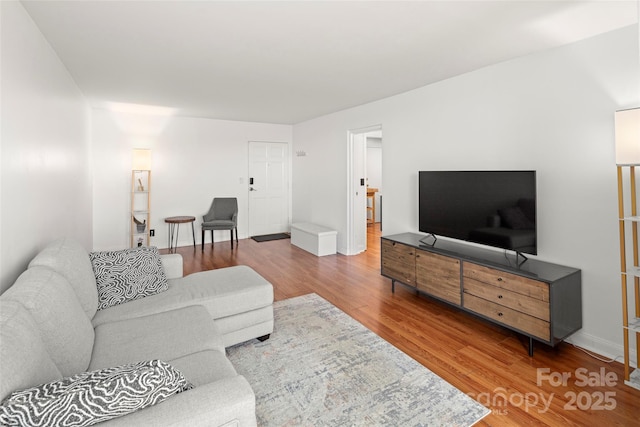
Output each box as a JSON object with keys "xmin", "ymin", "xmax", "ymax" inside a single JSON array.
[
  {"xmin": 92, "ymin": 265, "xmax": 274, "ymax": 348},
  {"xmin": 29, "ymin": 238, "xmax": 274, "ymax": 348}
]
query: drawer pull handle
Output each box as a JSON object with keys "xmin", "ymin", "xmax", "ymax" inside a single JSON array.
[
  {"xmin": 498, "ymin": 312, "xmax": 504, "ymax": 317},
  {"xmin": 497, "ymin": 277, "xmax": 503, "ymax": 282},
  {"xmin": 498, "ymin": 295, "xmax": 503, "ymax": 299}
]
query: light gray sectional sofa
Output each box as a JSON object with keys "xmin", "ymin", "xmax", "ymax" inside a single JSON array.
[{"xmin": 0, "ymin": 237, "xmax": 274, "ymax": 426}]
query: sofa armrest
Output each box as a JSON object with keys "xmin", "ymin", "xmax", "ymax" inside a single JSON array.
[
  {"xmin": 161, "ymin": 254, "xmax": 184, "ymax": 279},
  {"xmin": 103, "ymin": 375, "xmax": 256, "ymax": 426}
]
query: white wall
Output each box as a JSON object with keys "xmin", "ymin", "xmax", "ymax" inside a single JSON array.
[
  {"xmin": 292, "ymin": 26, "xmax": 640, "ymax": 360},
  {"xmin": 91, "ymin": 109, "xmax": 292, "ymax": 250},
  {"xmin": 0, "ymin": 2, "xmax": 92, "ymax": 293}
]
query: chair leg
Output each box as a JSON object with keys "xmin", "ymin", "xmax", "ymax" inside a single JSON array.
[
  {"xmin": 201, "ymin": 229, "xmax": 205, "ymax": 251},
  {"xmin": 211, "ymin": 230, "xmax": 214, "ymax": 247},
  {"xmin": 230, "ymin": 229, "xmax": 234, "ymax": 249}
]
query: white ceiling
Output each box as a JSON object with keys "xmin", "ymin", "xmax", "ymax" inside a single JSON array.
[{"xmin": 22, "ymin": 1, "xmax": 638, "ymax": 124}]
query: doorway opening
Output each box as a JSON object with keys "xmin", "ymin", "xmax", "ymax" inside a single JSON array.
[{"xmin": 346, "ymin": 125, "xmax": 382, "ymax": 255}]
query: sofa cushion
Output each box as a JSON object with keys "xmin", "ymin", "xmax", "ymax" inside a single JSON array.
[
  {"xmin": 173, "ymin": 266, "xmax": 274, "ymax": 319},
  {"xmin": 215, "ymin": 306, "xmax": 275, "ymax": 347},
  {"xmin": 0, "ymin": 360, "xmax": 192, "ymax": 427},
  {"xmin": 99, "ymin": 376, "xmax": 257, "ymax": 427},
  {"xmin": 28, "ymin": 237, "xmax": 99, "ymax": 318},
  {"xmin": 92, "ymin": 265, "xmax": 273, "ymax": 327},
  {"xmin": 90, "ymin": 305, "xmax": 224, "ymax": 370},
  {"xmin": 168, "ymin": 350, "xmax": 238, "ymax": 387},
  {"xmin": 89, "ymin": 246, "xmax": 169, "ymax": 310},
  {"xmin": 0, "ymin": 301, "xmax": 62, "ymax": 402},
  {"xmin": 2, "ymin": 267, "xmax": 94, "ymax": 377},
  {"xmin": 160, "ymin": 253, "xmax": 183, "ymax": 280}
]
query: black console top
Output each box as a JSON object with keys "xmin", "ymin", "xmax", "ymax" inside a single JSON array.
[{"xmin": 382, "ymin": 233, "xmax": 580, "ymax": 283}]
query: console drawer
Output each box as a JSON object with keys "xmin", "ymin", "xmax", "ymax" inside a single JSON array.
[
  {"xmin": 463, "ymin": 262, "xmax": 549, "ymax": 302},
  {"xmin": 464, "ymin": 294, "xmax": 550, "ymax": 341},
  {"xmin": 416, "ymin": 250, "xmax": 460, "ymax": 305},
  {"xmin": 382, "ymin": 240, "xmax": 416, "ymax": 286},
  {"xmin": 382, "ymin": 240, "xmax": 415, "ymax": 263},
  {"xmin": 464, "ymin": 278, "xmax": 550, "ymax": 321}
]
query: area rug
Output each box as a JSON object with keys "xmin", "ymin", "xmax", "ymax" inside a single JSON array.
[
  {"xmin": 227, "ymin": 293, "xmax": 490, "ymax": 426},
  {"xmin": 251, "ymin": 233, "xmax": 290, "ymax": 242}
]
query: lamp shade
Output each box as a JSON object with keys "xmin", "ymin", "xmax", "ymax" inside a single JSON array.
[
  {"xmin": 132, "ymin": 149, "xmax": 152, "ymax": 170},
  {"xmin": 615, "ymin": 108, "xmax": 640, "ymax": 165}
]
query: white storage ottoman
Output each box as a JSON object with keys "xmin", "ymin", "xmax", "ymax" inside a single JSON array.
[{"xmin": 291, "ymin": 223, "xmax": 337, "ymax": 256}]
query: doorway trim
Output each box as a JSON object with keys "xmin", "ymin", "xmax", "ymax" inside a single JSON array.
[{"xmin": 346, "ymin": 124, "xmax": 382, "ymax": 256}]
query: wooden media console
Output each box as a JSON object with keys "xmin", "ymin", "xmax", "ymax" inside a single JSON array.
[{"xmin": 381, "ymin": 233, "xmax": 582, "ymax": 356}]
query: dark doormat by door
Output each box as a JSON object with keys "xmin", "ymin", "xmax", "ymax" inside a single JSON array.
[{"xmin": 251, "ymin": 233, "xmax": 290, "ymax": 242}]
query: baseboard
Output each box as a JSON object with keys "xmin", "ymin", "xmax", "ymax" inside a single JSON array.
[{"xmin": 565, "ymin": 331, "xmax": 637, "ymax": 369}]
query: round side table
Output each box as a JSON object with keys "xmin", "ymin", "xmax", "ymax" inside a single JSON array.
[{"xmin": 164, "ymin": 216, "xmax": 196, "ymax": 252}]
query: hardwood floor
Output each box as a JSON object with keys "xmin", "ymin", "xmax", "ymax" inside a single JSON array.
[{"xmin": 161, "ymin": 226, "xmax": 640, "ymax": 426}]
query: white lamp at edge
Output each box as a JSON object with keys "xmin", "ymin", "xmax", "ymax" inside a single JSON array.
[
  {"xmin": 615, "ymin": 108, "xmax": 640, "ymax": 165},
  {"xmin": 132, "ymin": 149, "xmax": 152, "ymax": 170}
]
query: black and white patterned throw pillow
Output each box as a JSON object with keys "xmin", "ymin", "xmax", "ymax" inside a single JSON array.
[
  {"xmin": 0, "ymin": 360, "xmax": 193, "ymax": 427},
  {"xmin": 89, "ymin": 246, "xmax": 169, "ymax": 310}
]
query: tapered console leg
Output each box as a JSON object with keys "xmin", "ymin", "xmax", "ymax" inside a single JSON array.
[{"xmin": 529, "ymin": 337, "xmax": 534, "ymax": 357}]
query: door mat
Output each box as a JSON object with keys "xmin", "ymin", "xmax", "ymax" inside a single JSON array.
[{"xmin": 251, "ymin": 233, "xmax": 290, "ymax": 242}]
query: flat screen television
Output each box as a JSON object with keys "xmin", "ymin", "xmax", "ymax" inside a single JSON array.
[{"xmin": 418, "ymin": 170, "xmax": 537, "ymax": 256}]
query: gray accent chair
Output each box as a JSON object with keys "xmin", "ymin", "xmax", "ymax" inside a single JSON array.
[{"xmin": 202, "ymin": 197, "xmax": 238, "ymax": 250}]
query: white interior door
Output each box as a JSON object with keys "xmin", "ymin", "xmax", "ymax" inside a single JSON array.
[
  {"xmin": 348, "ymin": 132, "xmax": 367, "ymax": 255},
  {"xmin": 248, "ymin": 141, "xmax": 289, "ymax": 236}
]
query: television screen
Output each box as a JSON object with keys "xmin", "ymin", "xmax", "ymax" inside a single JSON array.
[{"xmin": 418, "ymin": 170, "xmax": 537, "ymax": 255}]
